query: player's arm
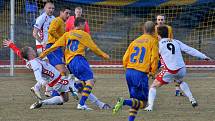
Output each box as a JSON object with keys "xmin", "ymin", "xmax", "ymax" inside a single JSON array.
[
  {"xmin": 3, "ymin": 39, "xmax": 23, "ymax": 59},
  {"xmin": 84, "ymin": 21, "xmax": 90, "ymax": 34},
  {"xmin": 176, "ymin": 40, "xmax": 210, "ymax": 60},
  {"xmin": 48, "ymin": 19, "xmax": 61, "ymax": 39},
  {"xmin": 30, "ymin": 60, "xmax": 47, "ymax": 86},
  {"xmin": 81, "ymin": 33, "xmax": 109, "ymax": 59},
  {"xmin": 39, "ymin": 33, "xmax": 66, "ymax": 59},
  {"xmin": 168, "ymin": 25, "xmax": 173, "ymax": 39},
  {"xmin": 33, "ymin": 16, "xmax": 44, "ymax": 42},
  {"xmin": 122, "ymin": 43, "xmax": 132, "ymax": 68},
  {"xmin": 149, "ymin": 39, "xmax": 159, "ymax": 75}
]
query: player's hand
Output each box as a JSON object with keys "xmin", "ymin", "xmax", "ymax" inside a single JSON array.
[
  {"xmin": 3, "ymin": 39, "xmax": 13, "ymax": 47},
  {"xmin": 148, "ymin": 72, "xmax": 155, "ymax": 80},
  {"xmin": 103, "ymin": 53, "xmax": 110, "ymax": 60},
  {"xmin": 204, "ymin": 57, "xmax": 212, "ymax": 61}
]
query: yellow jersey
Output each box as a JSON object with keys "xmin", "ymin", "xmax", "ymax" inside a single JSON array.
[
  {"xmin": 155, "ymin": 25, "xmax": 173, "ymax": 39},
  {"xmin": 48, "ymin": 17, "xmax": 65, "ymax": 44},
  {"xmin": 40, "ymin": 29, "xmax": 108, "ymax": 64},
  {"xmin": 123, "ymin": 34, "xmax": 159, "ymax": 74}
]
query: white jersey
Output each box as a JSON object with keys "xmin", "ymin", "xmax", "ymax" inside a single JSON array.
[
  {"xmin": 28, "ymin": 58, "xmax": 61, "ymax": 85},
  {"xmin": 34, "ymin": 12, "xmax": 55, "ymax": 43},
  {"xmin": 159, "ymin": 38, "xmax": 208, "ymax": 70}
]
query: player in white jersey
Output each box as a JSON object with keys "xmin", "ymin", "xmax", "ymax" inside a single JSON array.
[
  {"xmin": 33, "ymin": 2, "xmax": 55, "ymax": 54},
  {"xmin": 144, "ymin": 25, "xmax": 211, "ymax": 111},
  {"xmin": 3, "ymin": 39, "xmax": 111, "ymax": 110}
]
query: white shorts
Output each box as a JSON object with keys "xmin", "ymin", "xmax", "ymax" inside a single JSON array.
[{"xmin": 156, "ymin": 67, "xmax": 186, "ymax": 84}]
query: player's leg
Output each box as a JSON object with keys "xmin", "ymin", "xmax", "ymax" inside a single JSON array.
[
  {"xmin": 175, "ymin": 81, "xmax": 183, "ymax": 96},
  {"xmin": 175, "ymin": 67, "xmax": 198, "ymax": 107},
  {"xmin": 46, "ymin": 44, "xmax": 67, "ymax": 76},
  {"xmin": 30, "ymin": 95, "xmax": 64, "ymax": 109},
  {"xmin": 88, "ymin": 93, "xmax": 111, "ymax": 109},
  {"xmin": 145, "ymin": 69, "xmax": 170, "ymax": 111},
  {"xmin": 113, "ymin": 69, "xmax": 148, "ymax": 121},
  {"xmin": 35, "ymin": 39, "xmax": 43, "ymax": 55},
  {"xmin": 67, "ymin": 55, "xmax": 94, "ymax": 110},
  {"xmin": 30, "ymin": 82, "xmax": 70, "ymax": 109},
  {"xmin": 144, "ymin": 79, "xmax": 163, "ymax": 111},
  {"xmin": 31, "ymin": 82, "xmax": 43, "ymax": 100}
]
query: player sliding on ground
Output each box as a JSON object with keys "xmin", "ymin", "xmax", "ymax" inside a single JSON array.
[
  {"xmin": 39, "ymin": 17, "xmax": 110, "ymax": 110},
  {"xmin": 3, "ymin": 40, "xmax": 111, "ymax": 110},
  {"xmin": 144, "ymin": 25, "xmax": 212, "ymax": 111}
]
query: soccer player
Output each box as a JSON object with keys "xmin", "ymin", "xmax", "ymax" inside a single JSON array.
[
  {"xmin": 65, "ymin": 7, "xmax": 90, "ymax": 33},
  {"xmin": 33, "ymin": 1, "xmax": 55, "ymax": 55},
  {"xmin": 155, "ymin": 14, "xmax": 183, "ymax": 96},
  {"xmin": 112, "ymin": 21, "xmax": 159, "ymax": 121},
  {"xmin": 144, "ymin": 25, "xmax": 211, "ymax": 111},
  {"xmin": 39, "ymin": 17, "xmax": 110, "ymax": 110},
  {"xmin": 46, "ymin": 6, "xmax": 71, "ymax": 76},
  {"xmin": 3, "ymin": 39, "xmax": 111, "ymax": 110}
]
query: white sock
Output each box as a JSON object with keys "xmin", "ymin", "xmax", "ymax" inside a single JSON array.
[
  {"xmin": 180, "ymin": 82, "xmax": 193, "ymax": 101},
  {"xmin": 42, "ymin": 96, "xmax": 64, "ymax": 105},
  {"xmin": 88, "ymin": 93, "xmax": 104, "ymax": 109},
  {"xmin": 34, "ymin": 82, "xmax": 42, "ymax": 92},
  {"xmin": 148, "ymin": 87, "xmax": 156, "ymax": 108}
]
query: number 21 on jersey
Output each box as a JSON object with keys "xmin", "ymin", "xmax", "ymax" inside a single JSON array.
[{"xmin": 130, "ymin": 46, "xmax": 146, "ymax": 63}]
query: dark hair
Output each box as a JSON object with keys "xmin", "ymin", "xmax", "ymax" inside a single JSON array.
[
  {"xmin": 21, "ymin": 46, "xmax": 30, "ymax": 60},
  {"xmin": 157, "ymin": 25, "xmax": 169, "ymax": 38},
  {"xmin": 74, "ymin": 17, "xmax": 86, "ymax": 27},
  {"xmin": 60, "ymin": 6, "xmax": 70, "ymax": 12}
]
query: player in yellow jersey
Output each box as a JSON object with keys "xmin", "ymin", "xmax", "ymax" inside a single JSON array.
[
  {"xmin": 39, "ymin": 17, "xmax": 110, "ymax": 110},
  {"xmin": 45, "ymin": 6, "xmax": 71, "ymax": 76},
  {"xmin": 112, "ymin": 21, "xmax": 159, "ymax": 121},
  {"xmin": 155, "ymin": 14, "xmax": 183, "ymax": 96}
]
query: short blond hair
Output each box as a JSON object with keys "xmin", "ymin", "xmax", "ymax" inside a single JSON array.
[{"xmin": 144, "ymin": 21, "xmax": 155, "ymax": 34}]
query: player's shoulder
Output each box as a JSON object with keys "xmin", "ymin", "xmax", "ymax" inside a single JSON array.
[
  {"xmin": 37, "ymin": 12, "xmax": 47, "ymax": 20},
  {"xmin": 27, "ymin": 59, "xmax": 41, "ymax": 70},
  {"xmin": 72, "ymin": 30, "xmax": 90, "ymax": 37}
]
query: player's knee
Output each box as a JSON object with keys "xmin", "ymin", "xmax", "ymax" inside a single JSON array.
[{"xmin": 85, "ymin": 79, "xmax": 95, "ymax": 87}]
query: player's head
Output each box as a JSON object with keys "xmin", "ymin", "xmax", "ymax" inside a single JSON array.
[
  {"xmin": 157, "ymin": 25, "xmax": 169, "ymax": 39},
  {"xmin": 21, "ymin": 46, "xmax": 37, "ymax": 60},
  {"xmin": 143, "ymin": 21, "xmax": 155, "ymax": 35},
  {"xmin": 59, "ymin": 6, "xmax": 71, "ymax": 21},
  {"xmin": 74, "ymin": 17, "xmax": 86, "ymax": 30},
  {"xmin": 75, "ymin": 7, "xmax": 82, "ymax": 18},
  {"xmin": 156, "ymin": 14, "xmax": 165, "ymax": 26},
  {"xmin": 44, "ymin": 2, "xmax": 55, "ymax": 16}
]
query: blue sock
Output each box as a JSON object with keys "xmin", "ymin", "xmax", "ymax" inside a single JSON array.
[
  {"xmin": 123, "ymin": 99, "xmax": 132, "ymax": 107},
  {"xmin": 79, "ymin": 84, "xmax": 93, "ymax": 106},
  {"xmin": 51, "ymin": 90, "xmax": 60, "ymax": 97},
  {"xmin": 129, "ymin": 116, "xmax": 135, "ymax": 121}
]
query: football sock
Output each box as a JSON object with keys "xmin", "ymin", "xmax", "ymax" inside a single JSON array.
[
  {"xmin": 79, "ymin": 83, "xmax": 93, "ymax": 106},
  {"xmin": 88, "ymin": 93, "xmax": 105, "ymax": 109},
  {"xmin": 128, "ymin": 108, "xmax": 138, "ymax": 121},
  {"xmin": 124, "ymin": 99, "xmax": 145, "ymax": 109},
  {"xmin": 42, "ymin": 96, "xmax": 63, "ymax": 105},
  {"xmin": 34, "ymin": 82, "xmax": 42, "ymax": 92},
  {"xmin": 180, "ymin": 82, "xmax": 193, "ymax": 101},
  {"xmin": 148, "ymin": 87, "xmax": 156, "ymax": 107}
]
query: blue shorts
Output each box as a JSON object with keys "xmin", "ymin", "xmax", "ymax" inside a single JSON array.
[
  {"xmin": 46, "ymin": 43, "xmax": 65, "ymax": 67},
  {"xmin": 67, "ymin": 55, "xmax": 93, "ymax": 81},
  {"xmin": 126, "ymin": 68, "xmax": 148, "ymax": 101}
]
